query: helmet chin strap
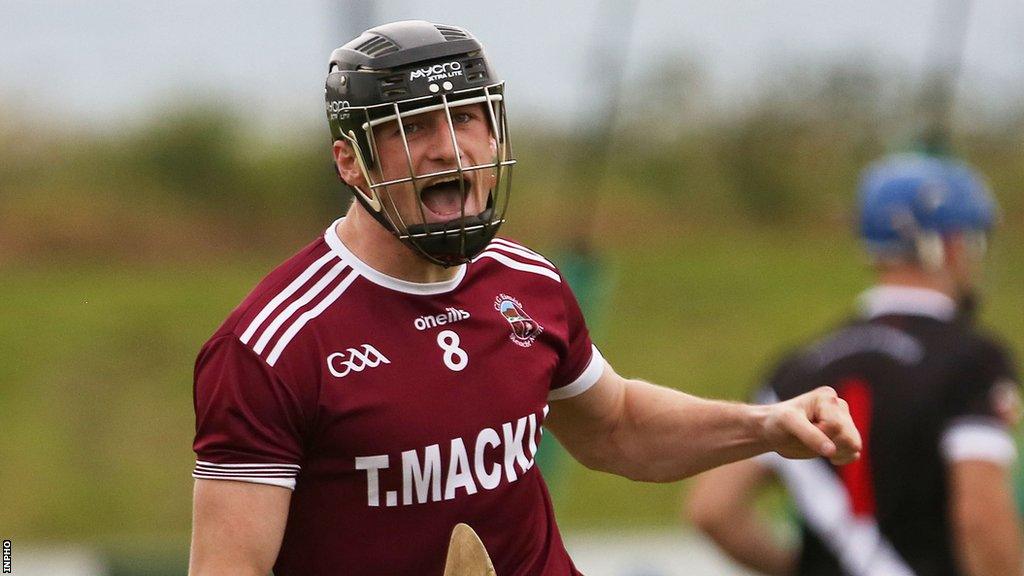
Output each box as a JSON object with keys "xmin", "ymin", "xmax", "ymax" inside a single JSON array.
[
  {"xmin": 914, "ymin": 232, "xmax": 946, "ymax": 273},
  {"xmin": 348, "ymin": 182, "xmax": 404, "ymax": 241},
  {"xmin": 891, "ymin": 209, "xmax": 946, "ymax": 272}
]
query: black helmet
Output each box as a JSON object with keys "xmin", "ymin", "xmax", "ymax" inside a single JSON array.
[{"xmin": 326, "ymin": 20, "xmax": 515, "ymax": 267}]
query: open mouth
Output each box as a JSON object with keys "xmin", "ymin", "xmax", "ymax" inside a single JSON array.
[{"xmin": 419, "ymin": 175, "xmax": 473, "ymax": 218}]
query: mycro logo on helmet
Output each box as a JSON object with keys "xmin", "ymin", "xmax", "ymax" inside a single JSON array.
[
  {"xmin": 326, "ymin": 100, "xmax": 350, "ymax": 119},
  {"xmin": 409, "ymin": 61, "xmax": 463, "ymax": 82}
]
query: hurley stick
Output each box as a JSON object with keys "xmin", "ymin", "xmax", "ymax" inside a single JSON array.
[{"xmin": 442, "ymin": 523, "xmax": 497, "ymax": 576}]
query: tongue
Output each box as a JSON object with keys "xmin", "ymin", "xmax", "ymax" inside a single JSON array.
[{"xmin": 421, "ymin": 184, "xmax": 465, "ymax": 216}]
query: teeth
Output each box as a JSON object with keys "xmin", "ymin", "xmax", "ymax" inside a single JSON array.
[{"xmin": 423, "ymin": 175, "xmax": 466, "ymax": 188}]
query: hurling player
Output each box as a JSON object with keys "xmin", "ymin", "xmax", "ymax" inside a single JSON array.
[
  {"xmin": 188, "ymin": 21, "xmax": 861, "ymax": 576},
  {"xmin": 688, "ymin": 153, "xmax": 1022, "ymax": 576}
]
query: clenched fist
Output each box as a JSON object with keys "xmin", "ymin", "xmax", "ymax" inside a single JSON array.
[{"xmin": 762, "ymin": 386, "xmax": 862, "ymax": 465}]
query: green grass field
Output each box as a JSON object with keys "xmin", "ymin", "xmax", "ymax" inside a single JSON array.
[{"xmin": 2, "ymin": 227, "xmax": 1020, "ymax": 550}]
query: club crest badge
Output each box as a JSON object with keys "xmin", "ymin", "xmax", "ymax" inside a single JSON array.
[{"xmin": 494, "ymin": 293, "xmax": 543, "ymax": 347}]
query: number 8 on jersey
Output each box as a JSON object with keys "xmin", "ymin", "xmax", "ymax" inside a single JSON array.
[{"xmin": 438, "ymin": 329, "xmax": 469, "ymax": 372}]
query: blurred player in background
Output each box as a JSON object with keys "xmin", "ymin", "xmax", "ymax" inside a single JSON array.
[
  {"xmin": 186, "ymin": 20, "xmax": 861, "ymax": 576},
  {"xmin": 688, "ymin": 153, "xmax": 1022, "ymax": 576}
]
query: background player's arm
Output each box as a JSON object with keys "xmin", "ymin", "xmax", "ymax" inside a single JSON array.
[
  {"xmin": 545, "ymin": 363, "xmax": 860, "ymax": 482},
  {"xmin": 944, "ymin": 340, "xmax": 1023, "ymax": 576},
  {"xmin": 687, "ymin": 459, "xmax": 796, "ymax": 576},
  {"xmin": 189, "ymin": 479, "xmax": 292, "ymax": 576},
  {"xmin": 949, "ymin": 460, "xmax": 1024, "ymax": 576}
]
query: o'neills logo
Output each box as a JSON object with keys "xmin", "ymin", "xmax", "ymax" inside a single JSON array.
[
  {"xmin": 414, "ymin": 307, "xmax": 470, "ymax": 331},
  {"xmin": 494, "ymin": 293, "xmax": 542, "ymax": 347},
  {"xmin": 409, "ymin": 61, "xmax": 463, "ymax": 82}
]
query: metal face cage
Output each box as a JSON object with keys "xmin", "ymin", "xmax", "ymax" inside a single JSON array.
[{"xmin": 339, "ymin": 83, "xmax": 516, "ymax": 267}]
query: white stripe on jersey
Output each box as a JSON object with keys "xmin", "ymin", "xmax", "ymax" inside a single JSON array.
[
  {"xmin": 489, "ymin": 238, "xmax": 555, "ymax": 266},
  {"xmin": 474, "ymin": 250, "xmax": 561, "ymax": 282},
  {"xmin": 192, "ymin": 472, "xmax": 297, "ymax": 490},
  {"xmin": 252, "ymin": 260, "xmax": 350, "ymax": 355},
  {"xmin": 548, "ymin": 345, "xmax": 605, "ymax": 401},
  {"xmin": 195, "ymin": 460, "xmax": 300, "ymax": 470},
  {"xmin": 193, "ymin": 460, "xmax": 300, "ymax": 490},
  {"xmin": 941, "ymin": 419, "xmax": 1017, "ymax": 464},
  {"xmin": 193, "ymin": 469, "xmax": 297, "ymax": 478},
  {"xmin": 240, "ymin": 252, "xmax": 339, "ymax": 345},
  {"xmin": 267, "ymin": 269, "xmax": 361, "ymax": 366}
]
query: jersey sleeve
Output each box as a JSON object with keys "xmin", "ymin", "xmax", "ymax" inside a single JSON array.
[
  {"xmin": 548, "ymin": 275, "xmax": 604, "ymax": 401},
  {"xmin": 192, "ymin": 335, "xmax": 312, "ymax": 489},
  {"xmin": 940, "ymin": 337, "xmax": 1020, "ymax": 465}
]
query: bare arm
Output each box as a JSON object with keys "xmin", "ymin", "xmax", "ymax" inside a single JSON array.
[
  {"xmin": 949, "ymin": 460, "xmax": 1024, "ymax": 576},
  {"xmin": 687, "ymin": 459, "xmax": 795, "ymax": 576},
  {"xmin": 189, "ymin": 479, "xmax": 293, "ymax": 576},
  {"xmin": 545, "ymin": 363, "xmax": 860, "ymax": 483}
]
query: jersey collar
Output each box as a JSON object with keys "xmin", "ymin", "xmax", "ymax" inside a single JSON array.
[
  {"xmin": 324, "ymin": 218, "xmax": 467, "ymax": 295},
  {"xmin": 858, "ymin": 285, "xmax": 958, "ymax": 321}
]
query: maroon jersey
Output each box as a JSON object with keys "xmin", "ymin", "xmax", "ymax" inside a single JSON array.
[{"xmin": 192, "ymin": 219, "xmax": 604, "ymax": 576}]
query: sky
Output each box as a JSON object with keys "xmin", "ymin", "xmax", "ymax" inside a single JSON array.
[{"xmin": 3, "ymin": 0, "xmax": 1023, "ymax": 133}]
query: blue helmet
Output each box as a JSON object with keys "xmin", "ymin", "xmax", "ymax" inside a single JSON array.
[{"xmin": 858, "ymin": 153, "xmax": 998, "ymax": 260}]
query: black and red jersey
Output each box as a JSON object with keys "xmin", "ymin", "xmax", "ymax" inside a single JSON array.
[
  {"xmin": 756, "ymin": 285, "xmax": 1019, "ymax": 576},
  {"xmin": 192, "ymin": 219, "xmax": 603, "ymax": 576}
]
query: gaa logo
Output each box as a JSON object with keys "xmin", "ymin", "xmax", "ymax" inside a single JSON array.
[
  {"xmin": 327, "ymin": 344, "xmax": 391, "ymax": 378},
  {"xmin": 494, "ymin": 293, "xmax": 543, "ymax": 348}
]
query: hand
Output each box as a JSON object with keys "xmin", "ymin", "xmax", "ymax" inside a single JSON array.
[{"xmin": 762, "ymin": 386, "xmax": 862, "ymax": 466}]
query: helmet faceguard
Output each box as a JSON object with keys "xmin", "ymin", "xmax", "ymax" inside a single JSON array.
[{"xmin": 325, "ymin": 21, "xmax": 515, "ymax": 267}]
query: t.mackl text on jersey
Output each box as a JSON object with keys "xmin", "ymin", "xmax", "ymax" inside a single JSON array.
[{"xmin": 354, "ymin": 407, "xmax": 544, "ymax": 507}]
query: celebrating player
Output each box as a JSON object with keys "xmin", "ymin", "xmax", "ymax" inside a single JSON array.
[
  {"xmin": 688, "ymin": 153, "xmax": 1022, "ymax": 576},
  {"xmin": 188, "ymin": 20, "xmax": 860, "ymax": 576}
]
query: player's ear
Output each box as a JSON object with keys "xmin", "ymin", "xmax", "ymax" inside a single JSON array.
[{"xmin": 333, "ymin": 140, "xmax": 365, "ymax": 187}]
